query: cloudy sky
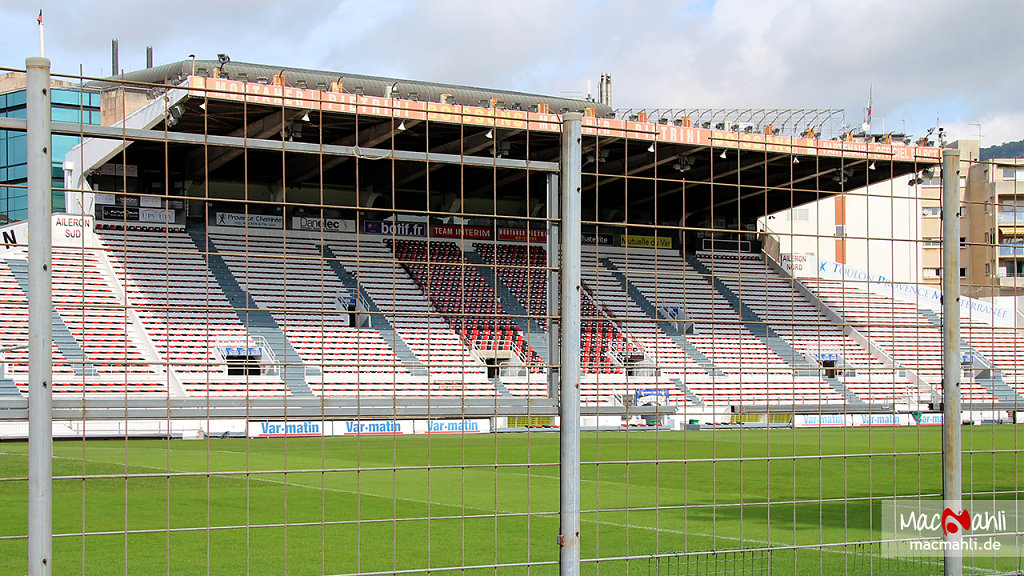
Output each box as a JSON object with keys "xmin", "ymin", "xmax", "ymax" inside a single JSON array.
[{"xmin": 0, "ymin": 0, "xmax": 1020, "ymax": 146}]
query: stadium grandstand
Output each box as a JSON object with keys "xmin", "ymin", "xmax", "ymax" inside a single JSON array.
[
  {"xmin": 2, "ymin": 55, "xmax": 1023, "ymax": 576},
  {"xmin": 1, "ymin": 57, "xmax": 1019, "ymax": 419}
]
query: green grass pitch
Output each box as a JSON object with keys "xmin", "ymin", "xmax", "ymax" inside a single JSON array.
[{"xmin": 0, "ymin": 425, "xmax": 1021, "ymax": 575}]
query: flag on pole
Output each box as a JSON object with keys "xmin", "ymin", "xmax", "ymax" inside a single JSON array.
[{"xmin": 37, "ymin": 9, "xmax": 45, "ymax": 57}]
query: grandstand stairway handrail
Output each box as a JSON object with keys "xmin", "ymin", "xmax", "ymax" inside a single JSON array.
[
  {"xmin": 918, "ymin": 309, "xmax": 993, "ymax": 370},
  {"xmin": 668, "ymin": 377, "xmax": 706, "ymax": 407},
  {"xmin": 765, "ymin": 254, "xmax": 939, "ymax": 406},
  {"xmin": 600, "ymin": 257, "xmax": 681, "ymax": 337},
  {"xmin": 93, "ymin": 249, "xmax": 186, "ymax": 395},
  {"xmin": 821, "ymin": 376, "xmax": 868, "ymax": 407},
  {"xmin": 688, "ymin": 253, "xmax": 814, "ymax": 371},
  {"xmin": 464, "ymin": 250, "xmax": 545, "ymax": 337},
  {"xmin": 600, "ymin": 256, "xmax": 723, "ymax": 375},
  {"xmin": 187, "ymin": 228, "xmax": 313, "ymax": 397},
  {"xmin": 321, "ymin": 243, "xmax": 425, "ymax": 373},
  {"xmin": 916, "ymin": 309, "xmax": 1023, "ymax": 403},
  {"xmin": 578, "ymin": 279, "xmax": 648, "ymax": 368},
  {"xmin": 5, "ymin": 258, "xmax": 98, "ymax": 378}
]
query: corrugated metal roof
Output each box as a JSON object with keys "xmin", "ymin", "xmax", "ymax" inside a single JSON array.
[{"xmin": 91, "ymin": 60, "xmax": 613, "ymax": 117}]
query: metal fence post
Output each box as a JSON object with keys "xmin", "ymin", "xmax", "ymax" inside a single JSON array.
[
  {"xmin": 26, "ymin": 55, "xmax": 53, "ymax": 576},
  {"xmin": 547, "ymin": 173, "xmax": 560, "ymax": 398},
  {"xmin": 559, "ymin": 112, "xmax": 582, "ymax": 576},
  {"xmin": 941, "ymin": 148, "xmax": 962, "ymax": 576}
]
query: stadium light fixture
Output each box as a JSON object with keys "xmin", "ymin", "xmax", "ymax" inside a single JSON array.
[
  {"xmin": 485, "ymin": 129, "xmax": 493, "ymax": 139},
  {"xmin": 301, "ymin": 112, "xmax": 310, "ymax": 122},
  {"xmin": 397, "ymin": 120, "xmax": 406, "ymax": 131},
  {"xmin": 792, "ymin": 156, "xmax": 800, "ymax": 164},
  {"xmin": 647, "ymin": 143, "xmax": 655, "ymax": 153},
  {"xmin": 672, "ymin": 155, "xmax": 694, "ymax": 173},
  {"xmin": 869, "ymin": 161, "xmax": 876, "ymax": 170},
  {"xmin": 166, "ymin": 103, "xmax": 185, "ymax": 128},
  {"xmin": 719, "ymin": 150, "xmax": 727, "ymax": 159},
  {"xmin": 198, "ymin": 101, "xmax": 206, "ymax": 111}
]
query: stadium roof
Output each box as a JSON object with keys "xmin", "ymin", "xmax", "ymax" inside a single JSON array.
[
  {"xmin": 68, "ymin": 61, "xmax": 942, "ymax": 230},
  {"xmin": 96, "ymin": 59, "xmax": 613, "ymax": 117}
]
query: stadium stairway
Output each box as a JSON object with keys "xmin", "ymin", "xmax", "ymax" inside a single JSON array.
[
  {"xmin": 685, "ymin": 254, "xmax": 821, "ymax": 375},
  {"xmin": 669, "ymin": 378, "xmax": 706, "ymax": 407},
  {"xmin": 823, "ymin": 376, "xmax": 868, "ymax": 406},
  {"xmin": 0, "ymin": 374, "xmax": 18, "ymax": 396},
  {"xmin": 463, "ymin": 250, "xmax": 549, "ymax": 365},
  {"xmin": 492, "ymin": 377, "xmax": 514, "ymax": 397},
  {"xmin": 600, "ymin": 257, "xmax": 723, "ymax": 376},
  {"xmin": 320, "ymin": 244, "xmax": 426, "ymax": 375},
  {"xmin": 919, "ymin": 309, "xmax": 1021, "ymax": 405},
  {"xmin": 464, "ymin": 251, "xmax": 545, "ymax": 335},
  {"xmin": 186, "ymin": 229, "xmax": 313, "ymax": 397},
  {"xmin": 6, "ymin": 258, "xmax": 96, "ymax": 377}
]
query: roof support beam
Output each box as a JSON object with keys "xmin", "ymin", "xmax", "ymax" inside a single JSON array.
[
  {"xmin": 185, "ymin": 109, "xmax": 306, "ymax": 180},
  {"xmin": 292, "ymin": 119, "xmax": 422, "ymax": 185},
  {"xmin": 393, "ymin": 129, "xmax": 523, "ymax": 188}
]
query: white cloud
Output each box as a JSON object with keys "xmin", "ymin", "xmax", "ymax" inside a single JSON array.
[{"xmin": 0, "ymin": 0, "xmax": 1019, "ymax": 144}]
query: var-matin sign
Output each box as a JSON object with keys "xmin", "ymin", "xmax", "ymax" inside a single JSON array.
[{"xmin": 248, "ymin": 419, "xmax": 490, "ymax": 437}]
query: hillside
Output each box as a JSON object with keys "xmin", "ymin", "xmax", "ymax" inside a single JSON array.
[{"xmin": 981, "ymin": 138, "xmax": 1024, "ymax": 160}]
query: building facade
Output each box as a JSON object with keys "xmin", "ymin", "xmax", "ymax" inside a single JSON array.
[
  {"xmin": 966, "ymin": 155, "xmax": 1024, "ymax": 298},
  {"xmin": 763, "ymin": 140, "xmax": 1012, "ymax": 302},
  {"xmin": 0, "ymin": 74, "xmax": 101, "ymax": 222}
]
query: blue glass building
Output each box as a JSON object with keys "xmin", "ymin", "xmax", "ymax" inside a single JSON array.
[{"xmin": 0, "ymin": 87, "xmax": 101, "ymax": 222}]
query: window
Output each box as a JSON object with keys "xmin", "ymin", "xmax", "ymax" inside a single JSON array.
[
  {"xmin": 923, "ymin": 237, "xmax": 941, "ymax": 248},
  {"xmin": 986, "ymin": 263, "xmax": 991, "ymax": 275},
  {"xmin": 922, "ymin": 207, "xmax": 941, "ymax": 217},
  {"xmin": 835, "ymin": 225, "xmax": 846, "ymax": 238},
  {"xmin": 50, "ymin": 107, "xmax": 82, "ymax": 123},
  {"xmin": 5, "ymin": 91, "xmax": 25, "ymax": 108}
]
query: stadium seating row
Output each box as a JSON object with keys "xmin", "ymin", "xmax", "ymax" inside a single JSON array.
[{"xmin": 0, "ymin": 224, "xmax": 1019, "ymax": 406}]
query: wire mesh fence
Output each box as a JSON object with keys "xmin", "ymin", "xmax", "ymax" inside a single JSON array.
[{"xmin": 0, "ymin": 61, "xmax": 1021, "ymax": 576}]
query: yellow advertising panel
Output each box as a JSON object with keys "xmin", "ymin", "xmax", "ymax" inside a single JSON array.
[{"xmin": 620, "ymin": 235, "xmax": 672, "ymax": 249}]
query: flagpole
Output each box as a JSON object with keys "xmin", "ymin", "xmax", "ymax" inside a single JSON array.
[{"xmin": 37, "ymin": 10, "xmax": 45, "ymax": 57}]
